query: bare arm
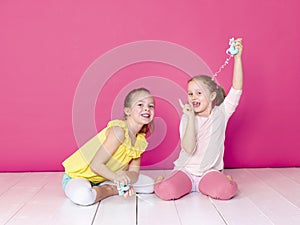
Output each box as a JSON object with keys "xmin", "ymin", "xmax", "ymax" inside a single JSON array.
[
  {"xmin": 232, "ymin": 38, "xmax": 243, "ymax": 90},
  {"xmin": 90, "ymin": 126, "xmax": 125, "ymax": 182},
  {"xmin": 126, "ymin": 157, "xmax": 141, "ymax": 184},
  {"xmin": 179, "ymin": 99, "xmax": 196, "ymax": 154}
]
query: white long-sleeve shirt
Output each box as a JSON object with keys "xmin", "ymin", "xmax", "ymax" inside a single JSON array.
[{"xmin": 174, "ymin": 87, "xmax": 242, "ymax": 176}]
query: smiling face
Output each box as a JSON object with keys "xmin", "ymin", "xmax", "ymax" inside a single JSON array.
[
  {"xmin": 187, "ymin": 80, "xmax": 215, "ymax": 117},
  {"xmin": 124, "ymin": 90, "xmax": 155, "ymax": 125}
]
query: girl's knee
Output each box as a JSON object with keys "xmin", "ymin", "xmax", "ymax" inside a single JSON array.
[
  {"xmin": 217, "ymin": 180, "xmax": 238, "ymax": 200},
  {"xmin": 199, "ymin": 171, "xmax": 238, "ymax": 200},
  {"xmin": 154, "ymin": 180, "xmax": 177, "ymax": 200},
  {"xmin": 64, "ymin": 178, "xmax": 97, "ymax": 206},
  {"xmin": 154, "ymin": 171, "xmax": 192, "ymax": 201}
]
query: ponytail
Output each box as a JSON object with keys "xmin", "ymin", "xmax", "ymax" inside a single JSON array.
[{"xmin": 215, "ymin": 85, "xmax": 226, "ymax": 106}]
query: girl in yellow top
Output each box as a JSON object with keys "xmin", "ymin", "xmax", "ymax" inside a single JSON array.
[{"xmin": 62, "ymin": 88, "xmax": 155, "ymax": 206}]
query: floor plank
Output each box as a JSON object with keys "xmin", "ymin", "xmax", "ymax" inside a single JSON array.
[
  {"xmin": 175, "ymin": 192, "xmax": 226, "ymax": 225},
  {"xmin": 0, "ymin": 186, "xmax": 41, "ymax": 224},
  {"xmin": 48, "ymin": 173, "xmax": 99, "ymax": 225},
  {"xmin": 208, "ymin": 169, "xmax": 273, "ymax": 225},
  {"xmin": 0, "ymin": 168, "xmax": 300, "ymax": 225},
  {"xmin": 250, "ymin": 168, "xmax": 300, "ymax": 208},
  {"xmin": 93, "ymin": 195, "xmax": 136, "ymax": 225},
  {"xmin": 273, "ymin": 167, "xmax": 300, "ymax": 184},
  {"xmin": 50, "ymin": 201, "xmax": 99, "ymax": 225},
  {"xmin": 137, "ymin": 194, "xmax": 181, "ymax": 225},
  {"xmin": 0, "ymin": 173, "xmax": 26, "ymax": 196},
  {"xmin": 137, "ymin": 170, "xmax": 182, "ymax": 225},
  {"xmin": 4, "ymin": 172, "xmax": 97, "ymax": 225},
  {"xmin": 220, "ymin": 169, "xmax": 300, "ymax": 225},
  {"xmin": 0, "ymin": 173, "xmax": 50, "ymax": 225}
]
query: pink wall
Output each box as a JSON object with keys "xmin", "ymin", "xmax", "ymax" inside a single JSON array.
[{"xmin": 0, "ymin": 0, "xmax": 299, "ymax": 171}]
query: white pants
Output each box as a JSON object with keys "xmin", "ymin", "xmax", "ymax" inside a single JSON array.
[{"xmin": 63, "ymin": 174, "xmax": 154, "ymax": 206}]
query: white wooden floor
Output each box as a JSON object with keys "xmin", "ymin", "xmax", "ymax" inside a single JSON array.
[{"xmin": 0, "ymin": 168, "xmax": 300, "ymax": 225}]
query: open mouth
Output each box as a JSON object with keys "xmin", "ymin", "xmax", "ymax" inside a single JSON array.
[
  {"xmin": 192, "ymin": 102, "xmax": 200, "ymax": 108},
  {"xmin": 141, "ymin": 113, "xmax": 151, "ymax": 118}
]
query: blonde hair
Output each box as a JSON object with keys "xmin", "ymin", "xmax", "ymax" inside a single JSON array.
[
  {"xmin": 123, "ymin": 87, "xmax": 154, "ymax": 136},
  {"xmin": 188, "ymin": 75, "xmax": 226, "ymax": 106}
]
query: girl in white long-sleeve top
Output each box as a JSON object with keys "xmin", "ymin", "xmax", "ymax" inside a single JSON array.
[{"xmin": 155, "ymin": 38, "xmax": 243, "ymax": 200}]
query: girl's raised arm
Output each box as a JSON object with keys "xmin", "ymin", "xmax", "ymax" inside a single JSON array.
[{"xmin": 232, "ymin": 38, "xmax": 243, "ymax": 90}]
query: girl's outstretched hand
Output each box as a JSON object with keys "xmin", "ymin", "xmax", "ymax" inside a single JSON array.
[{"xmin": 179, "ymin": 99, "xmax": 195, "ymax": 118}]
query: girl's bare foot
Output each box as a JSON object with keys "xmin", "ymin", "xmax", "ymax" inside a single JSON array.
[
  {"xmin": 93, "ymin": 184, "xmax": 118, "ymax": 203},
  {"xmin": 155, "ymin": 176, "xmax": 164, "ymax": 184},
  {"xmin": 227, "ymin": 175, "xmax": 233, "ymax": 181}
]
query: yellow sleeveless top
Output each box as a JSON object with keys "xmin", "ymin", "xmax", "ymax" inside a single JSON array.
[{"xmin": 62, "ymin": 120, "xmax": 148, "ymax": 184}]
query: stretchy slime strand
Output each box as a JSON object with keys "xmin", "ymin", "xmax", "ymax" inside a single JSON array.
[{"xmin": 212, "ymin": 37, "xmax": 238, "ymax": 80}]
